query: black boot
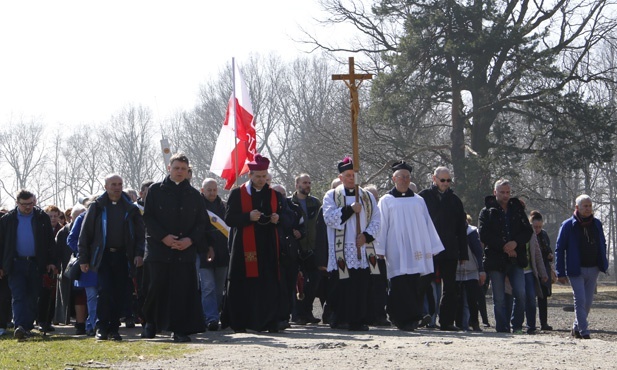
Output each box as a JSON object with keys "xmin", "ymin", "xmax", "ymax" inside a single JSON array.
[{"xmin": 75, "ymin": 322, "xmax": 86, "ymax": 335}]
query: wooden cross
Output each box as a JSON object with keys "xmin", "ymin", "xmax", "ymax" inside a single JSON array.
[{"xmin": 332, "ymin": 57, "xmax": 372, "ymax": 260}]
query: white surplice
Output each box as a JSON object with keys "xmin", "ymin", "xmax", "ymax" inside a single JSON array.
[{"xmin": 376, "ymin": 192, "xmax": 444, "ymax": 279}]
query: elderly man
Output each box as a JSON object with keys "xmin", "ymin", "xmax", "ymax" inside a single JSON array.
[
  {"xmin": 0, "ymin": 190, "xmax": 57, "ymax": 341},
  {"xmin": 419, "ymin": 166, "xmax": 468, "ymax": 331},
  {"xmin": 142, "ymin": 153, "xmax": 210, "ymax": 342},
  {"xmin": 198, "ymin": 178, "xmax": 230, "ymax": 331},
  {"xmin": 223, "ymin": 154, "xmax": 285, "ymax": 333},
  {"xmin": 556, "ymin": 195, "xmax": 608, "ymax": 339},
  {"xmin": 78, "ymin": 174, "xmax": 145, "ymax": 341},
  {"xmin": 377, "ymin": 161, "xmax": 444, "ymax": 331},
  {"xmin": 478, "ymin": 179, "xmax": 532, "ymax": 333},
  {"xmin": 322, "ymin": 157, "xmax": 380, "ymax": 331}
]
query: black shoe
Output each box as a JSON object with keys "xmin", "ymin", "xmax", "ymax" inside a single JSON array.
[
  {"xmin": 14, "ymin": 326, "xmax": 26, "ymax": 341},
  {"xmin": 418, "ymin": 315, "xmax": 432, "ymax": 328},
  {"xmin": 294, "ymin": 318, "xmax": 308, "ymax": 326},
  {"xmin": 483, "ymin": 322, "xmax": 491, "ymax": 328},
  {"xmin": 399, "ymin": 322, "xmax": 418, "ymax": 332},
  {"xmin": 582, "ymin": 334, "xmax": 591, "ymax": 339},
  {"xmin": 541, "ymin": 324, "xmax": 553, "ymax": 331},
  {"xmin": 348, "ymin": 324, "xmax": 369, "ymax": 331},
  {"xmin": 95, "ymin": 329, "xmax": 109, "ymax": 340},
  {"xmin": 86, "ymin": 329, "xmax": 96, "ymax": 337},
  {"xmin": 39, "ymin": 323, "xmax": 55, "ymax": 332},
  {"xmin": 75, "ymin": 323, "xmax": 86, "ymax": 335},
  {"xmin": 109, "ymin": 332, "xmax": 122, "ymax": 341},
  {"xmin": 571, "ymin": 329, "xmax": 582, "ymax": 339},
  {"xmin": 471, "ymin": 324, "xmax": 483, "ymax": 332},
  {"xmin": 173, "ymin": 333, "xmax": 191, "ymax": 342},
  {"xmin": 124, "ymin": 318, "xmax": 135, "ymax": 329},
  {"xmin": 374, "ymin": 318, "xmax": 392, "ymax": 327},
  {"xmin": 233, "ymin": 328, "xmax": 247, "ymax": 333},
  {"xmin": 440, "ymin": 324, "xmax": 461, "ymax": 332},
  {"xmin": 207, "ymin": 322, "xmax": 219, "ymax": 331},
  {"xmin": 527, "ymin": 328, "xmax": 537, "ymax": 335},
  {"xmin": 141, "ymin": 323, "xmax": 156, "ymax": 339},
  {"xmin": 307, "ymin": 316, "xmax": 321, "ymax": 324}
]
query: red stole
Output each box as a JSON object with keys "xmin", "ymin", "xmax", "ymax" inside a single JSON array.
[{"xmin": 240, "ymin": 183, "xmax": 279, "ymax": 278}]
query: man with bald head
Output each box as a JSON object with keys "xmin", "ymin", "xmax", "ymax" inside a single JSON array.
[
  {"xmin": 78, "ymin": 174, "xmax": 145, "ymax": 341},
  {"xmin": 419, "ymin": 166, "xmax": 468, "ymax": 331},
  {"xmin": 197, "ymin": 178, "xmax": 230, "ymax": 331}
]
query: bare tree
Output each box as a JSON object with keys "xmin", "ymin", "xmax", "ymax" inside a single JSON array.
[
  {"xmin": 100, "ymin": 105, "xmax": 159, "ymax": 190},
  {"xmin": 0, "ymin": 119, "xmax": 47, "ymax": 199}
]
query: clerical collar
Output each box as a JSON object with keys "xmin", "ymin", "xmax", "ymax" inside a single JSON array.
[
  {"xmin": 389, "ymin": 187, "xmax": 414, "ymax": 198},
  {"xmin": 344, "ymin": 187, "xmax": 355, "ymax": 196}
]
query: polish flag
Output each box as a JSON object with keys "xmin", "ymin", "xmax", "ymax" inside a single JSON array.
[{"xmin": 210, "ymin": 62, "xmax": 256, "ymax": 189}]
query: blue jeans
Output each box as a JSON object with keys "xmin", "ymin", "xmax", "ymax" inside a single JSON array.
[
  {"xmin": 196, "ymin": 257, "xmax": 226, "ymax": 324},
  {"xmin": 524, "ymin": 272, "xmax": 537, "ymax": 331},
  {"xmin": 7, "ymin": 259, "xmax": 40, "ymax": 331},
  {"xmin": 85, "ymin": 286, "xmax": 98, "ymax": 331},
  {"xmin": 489, "ymin": 264, "xmax": 526, "ymax": 332},
  {"xmin": 569, "ymin": 266, "xmax": 600, "ymax": 336}
]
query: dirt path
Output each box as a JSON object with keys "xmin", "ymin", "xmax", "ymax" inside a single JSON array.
[{"xmin": 111, "ymin": 284, "xmax": 617, "ymax": 369}]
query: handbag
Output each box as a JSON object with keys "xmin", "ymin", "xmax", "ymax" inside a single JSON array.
[{"xmin": 64, "ymin": 255, "xmax": 82, "ymax": 280}]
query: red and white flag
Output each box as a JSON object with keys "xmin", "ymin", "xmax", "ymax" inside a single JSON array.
[{"xmin": 210, "ymin": 62, "xmax": 256, "ymax": 189}]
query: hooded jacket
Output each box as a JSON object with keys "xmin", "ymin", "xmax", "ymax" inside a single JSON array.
[{"xmin": 478, "ymin": 195, "xmax": 533, "ymax": 272}]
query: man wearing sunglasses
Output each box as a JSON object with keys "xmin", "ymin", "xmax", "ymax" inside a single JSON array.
[{"xmin": 419, "ymin": 167, "xmax": 469, "ymax": 331}]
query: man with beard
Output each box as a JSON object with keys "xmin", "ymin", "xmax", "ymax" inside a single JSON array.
[
  {"xmin": 222, "ymin": 154, "xmax": 284, "ymax": 333},
  {"xmin": 141, "ymin": 153, "xmax": 209, "ymax": 342},
  {"xmin": 290, "ymin": 174, "xmax": 322, "ymax": 325}
]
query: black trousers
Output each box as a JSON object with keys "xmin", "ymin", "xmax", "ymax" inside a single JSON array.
[
  {"xmin": 435, "ymin": 258, "xmax": 459, "ymax": 327},
  {"xmin": 97, "ymin": 250, "xmax": 129, "ymax": 333}
]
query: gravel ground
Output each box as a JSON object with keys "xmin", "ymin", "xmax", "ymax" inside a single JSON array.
[{"xmin": 60, "ymin": 283, "xmax": 617, "ymax": 369}]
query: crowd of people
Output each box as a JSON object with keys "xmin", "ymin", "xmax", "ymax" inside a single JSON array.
[{"xmin": 0, "ymin": 153, "xmax": 609, "ymax": 342}]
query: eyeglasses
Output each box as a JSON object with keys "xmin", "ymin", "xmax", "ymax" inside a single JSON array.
[
  {"xmin": 18, "ymin": 201, "xmax": 35, "ymax": 207},
  {"xmin": 437, "ymin": 178, "xmax": 452, "ymax": 183}
]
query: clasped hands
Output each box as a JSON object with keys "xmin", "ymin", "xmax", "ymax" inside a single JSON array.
[
  {"xmin": 249, "ymin": 209, "xmax": 279, "ymax": 224},
  {"xmin": 162, "ymin": 234, "xmax": 192, "ymax": 251}
]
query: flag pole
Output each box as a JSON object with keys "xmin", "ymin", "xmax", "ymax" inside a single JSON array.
[{"xmin": 232, "ymin": 57, "xmax": 239, "ymax": 189}]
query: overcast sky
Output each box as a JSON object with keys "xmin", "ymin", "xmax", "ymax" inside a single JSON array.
[{"xmin": 0, "ymin": 0, "xmax": 339, "ymax": 128}]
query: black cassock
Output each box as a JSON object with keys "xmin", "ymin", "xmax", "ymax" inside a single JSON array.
[{"xmin": 222, "ymin": 183, "xmax": 284, "ymax": 332}]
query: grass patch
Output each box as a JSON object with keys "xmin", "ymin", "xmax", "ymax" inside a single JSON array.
[{"xmin": 0, "ymin": 330, "xmax": 192, "ymax": 370}]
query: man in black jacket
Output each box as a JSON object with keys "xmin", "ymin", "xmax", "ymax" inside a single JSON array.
[
  {"xmin": 0, "ymin": 189, "xmax": 57, "ymax": 341},
  {"xmin": 419, "ymin": 166, "xmax": 468, "ymax": 331},
  {"xmin": 141, "ymin": 153, "xmax": 210, "ymax": 342},
  {"xmin": 198, "ymin": 178, "xmax": 230, "ymax": 331},
  {"xmin": 78, "ymin": 174, "xmax": 145, "ymax": 341},
  {"xmin": 290, "ymin": 173, "xmax": 322, "ymax": 325},
  {"xmin": 478, "ymin": 178, "xmax": 532, "ymax": 333}
]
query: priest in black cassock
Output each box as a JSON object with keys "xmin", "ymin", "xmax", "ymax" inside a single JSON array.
[
  {"xmin": 222, "ymin": 154, "xmax": 285, "ymax": 333},
  {"xmin": 141, "ymin": 153, "xmax": 209, "ymax": 343}
]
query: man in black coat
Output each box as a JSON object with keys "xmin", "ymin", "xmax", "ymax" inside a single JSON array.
[
  {"xmin": 0, "ymin": 189, "xmax": 57, "ymax": 341},
  {"xmin": 78, "ymin": 174, "xmax": 145, "ymax": 341},
  {"xmin": 419, "ymin": 166, "xmax": 468, "ymax": 331},
  {"xmin": 141, "ymin": 153, "xmax": 210, "ymax": 342}
]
